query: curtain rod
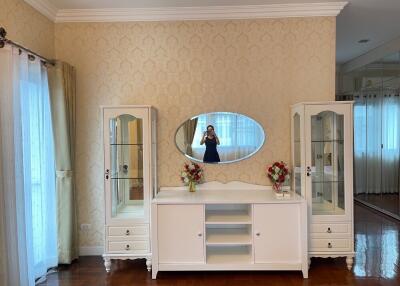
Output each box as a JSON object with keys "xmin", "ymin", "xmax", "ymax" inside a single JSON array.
[{"xmin": 0, "ymin": 27, "xmax": 55, "ymax": 66}]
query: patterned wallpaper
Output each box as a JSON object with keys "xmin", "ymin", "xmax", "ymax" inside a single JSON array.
[
  {"xmin": 0, "ymin": 0, "xmax": 54, "ymax": 58},
  {"xmin": 54, "ymin": 17, "xmax": 336, "ymax": 247}
]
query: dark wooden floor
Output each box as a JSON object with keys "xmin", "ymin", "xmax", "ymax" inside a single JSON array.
[{"xmin": 40, "ymin": 203, "xmax": 400, "ymax": 286}]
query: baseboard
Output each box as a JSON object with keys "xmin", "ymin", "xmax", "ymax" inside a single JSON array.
[
  {"xmin": 355, "ymin": 198, "xmax": 400, "ymax": 221},
  {"xmin": 79, "ymin": 246, "xmax": 103, "ymax": 256}
]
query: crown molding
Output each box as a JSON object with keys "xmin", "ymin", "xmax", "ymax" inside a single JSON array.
[
  {"xmin": 24, "ymin": 0, "xmax": 58, "ymax": 21},
  {"xmin": 24, "ymin": 1, "xmax": 348, "ymax": 23},
  {"xmin": 54, "ymin": 2, "xmax": 348, "ymax": 23}
]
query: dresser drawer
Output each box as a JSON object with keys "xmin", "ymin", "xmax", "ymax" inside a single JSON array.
[
  {"xmin": 108, "ymin": 241, "xmax": 149, "ymax": 253},
  {"xmin": 108, "ymin": 225, "xmax": 149, "ymax": 237},
  {"xmin": 310, "ymin": 223, "xmax": 350, "ymax": 236},
  {"xmin": 310, "ymin": 238, "xmax": 351, "ymax": 252}
]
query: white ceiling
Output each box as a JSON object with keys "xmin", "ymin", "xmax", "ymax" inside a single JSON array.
[
  {"xmin": 32, "ymin": 0, "xmax": 400, "ymax": 64},
  {"xmin": 337, "ymin": 0, "xmax": 400, "ymax": 64}
]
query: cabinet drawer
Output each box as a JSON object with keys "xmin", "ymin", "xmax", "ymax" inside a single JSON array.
[
  {"xmin": 310, "ymin": 238, "xmax": 351, "ymax": 251},
  {"xmin": 310, "ymin": 223, "xmax": 350, "ymax": 236},
  {"xmin": 108, "ymin": 241, "xmax": 149, "ymax": 253},
  {"xmin": 108, "ymin": 226, "xmax": 148, "ymax": 237}
]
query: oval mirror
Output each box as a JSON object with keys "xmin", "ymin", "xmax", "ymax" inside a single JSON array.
[{"xmin": 175, "ymin": 112, "xmax": 265, "ymax": 164}]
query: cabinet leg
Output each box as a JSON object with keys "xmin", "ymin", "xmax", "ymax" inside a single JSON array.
[
  {"xmin": 346, "ymin": 256, "xmax": 353, "ymax": 270},
  {"xmin": 152, "ymin": 270, "xmax": 158, "ymax": 279},
  {"xmin": 302, "ymin": 268, "xmax": 309, "ymax": 279},
  {"xmin": 146, "ymin": 257, "xmax": 152, "ymax": 272},
  {"xmin": 104, "ymin": 257, "xmax": 111, "ymax": 273}
]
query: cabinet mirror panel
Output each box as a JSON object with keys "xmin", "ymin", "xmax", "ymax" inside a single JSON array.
[
  {"xmin": 310, "ymin": 111, "xmax": 345, "ymax": 215},
  {"xmin": 109, "ymin": 114, "xmax": 144, "ymax": 219},
  {"xmin": 175, "ymin": 112, "xmax": 265, "ymax": 164}
]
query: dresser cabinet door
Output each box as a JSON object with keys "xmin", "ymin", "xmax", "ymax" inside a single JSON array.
[
  {"xmin": 158, "ymin": 204, "xmax": 205, "ymax": 264},
  {"xmin": 254, "ymin": 204, "xmax": 301, "ymax": 264}
]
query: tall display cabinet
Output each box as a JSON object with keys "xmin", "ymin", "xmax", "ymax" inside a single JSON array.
[
  {"xmin": 102, "ymin": 106, "xmax": 156, "ymax": 272},
  {"xmin": 291, "ymin": 102, "xmax": 354, "ymax": 270}
]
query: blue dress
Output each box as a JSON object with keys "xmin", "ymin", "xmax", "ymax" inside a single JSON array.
[{"xmin": 203, "ymin": 137, "xmax": 220, "ymax": 163}]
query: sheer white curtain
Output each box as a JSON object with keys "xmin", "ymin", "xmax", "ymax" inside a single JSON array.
[
  {"xmin": 191, "ymin": 113, "xmax": 263, "ymax": 161},
  {"xmin": 354, "ymin": 91, "xmax": 400, "ymax": 195},
  {"xmin": 365, "ymin": 94, "xmax": 382, "ymax": 194},
  {"xmin": 354, "ymin": 96, "xmax": 367, "ymax": 195},
  {"xmin": 381, "ymin": 94, "xmax": 400, "ymax": 193},
  {"xmin": 0, "ymin": 46, "xmax": 57, "ymax": 285}
]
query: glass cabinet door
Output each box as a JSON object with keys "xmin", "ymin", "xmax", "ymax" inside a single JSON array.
[
  {"xmin": 110, "ymin": 114, "xmax": 144, "ymax": 219},
  {"xmin": 292, "ymin": 112, "xmax": 302, "ymax": 196},
  {"xmin": 104, "ymin": 109, "xmax": 149, "ymax": 223},
  {"xmin": 306, "ymin": 107, "xmax": 347, "ymax": 216}
]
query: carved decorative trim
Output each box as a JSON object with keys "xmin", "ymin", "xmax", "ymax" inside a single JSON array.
[
  {"xmin": 24, "ymin": 1, "xmax": 348, "ymax": 23},
  {"xmin": 24, "ymin": 0, "xmax": 58, "ymax": 21}
]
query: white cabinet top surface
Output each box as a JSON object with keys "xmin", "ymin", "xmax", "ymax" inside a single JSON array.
[
  {"xmin": 153, "ymin": 181, "xmax": 305, "ymax": 204},
  {"xmin": 291, "ymin": 101, "xmax": 353, "ymax": 107}
]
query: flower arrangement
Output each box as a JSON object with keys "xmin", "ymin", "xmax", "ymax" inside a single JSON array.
[
  {"xmin": 267, "ymin": 161, "xmax": 290, "ymax": 192},
  {"xmin": 180, "ymin": 162, "xmax": 204, "ymax": 192}
]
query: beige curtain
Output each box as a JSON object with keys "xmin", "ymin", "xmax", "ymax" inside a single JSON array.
[
  {"xmin": 184, "ymin": 118, "xmax": 198, "ymax": 156},
  {"xmin": 48, "ymin": 61, "xmax": 78, "ymax": 264}
]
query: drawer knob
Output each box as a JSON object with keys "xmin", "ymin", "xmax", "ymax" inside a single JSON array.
[
  {"xmin": 198, "ymin": 233, "xmax": 202, "ymax": 237},
  {"xmin": 327, "ymin": 227, "xmax": 332, "ymax": 233},
  {"xmin": 125, "ymin": 230, "xmax": 130, "ymax": 235},
  {"xmin": 328, "ymin": 242, "xmax": 332, "ymax": 248},
  {"xmin": 256, "ymin": 232, "xmax": 261, "ymax": 237},
  {"xmin": 125, "ymin": 244, "xmax": 131, "ymax": 250}
]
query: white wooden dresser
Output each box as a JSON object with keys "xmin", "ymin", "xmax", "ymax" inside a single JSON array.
[{"xmin": 151, "ymin": 181, "xmax": 308, "ymax": 279}]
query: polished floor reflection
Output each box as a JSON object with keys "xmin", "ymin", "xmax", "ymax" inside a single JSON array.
[
  {"xmin": 39, "ymin": 203, "xmax": 400, "ymax": 286},
  {"xmin": 353, "ymin": 202, "xmax": 400, "ymax": 282}
]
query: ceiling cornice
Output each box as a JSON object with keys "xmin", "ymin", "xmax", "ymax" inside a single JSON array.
[
  {"xmin": 24, "ymin": 0, "xmax": 58, "ymax": 21},
  {"xmin": 25, "ymin": 1, "xmax": 348, "ymax": 23}
]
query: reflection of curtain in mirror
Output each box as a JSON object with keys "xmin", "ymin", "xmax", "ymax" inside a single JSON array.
[
  {"xmin": 184, "ymin": 118, "xmax": 198, "ymax": 156},
  {"xmin": 353, "ymin": 90, "xmax": 400, "ymax": 195},
  {"xmin": 191, "ymin": 113, "xmax": 263, "ymax": 161}
]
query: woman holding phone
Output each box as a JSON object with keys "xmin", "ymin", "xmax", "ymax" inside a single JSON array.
[{"xmin": 200, "ymin": 125, "xmax": 220, "ymax": 163}]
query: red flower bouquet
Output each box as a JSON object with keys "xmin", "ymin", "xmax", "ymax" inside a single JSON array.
[
  {"xmin": 180, "ymin": 162, "xmax": 203, "ymax": 192},
  {"xmin": 267, "ymin": 161, "xmax": 290, "ymax": 192}
]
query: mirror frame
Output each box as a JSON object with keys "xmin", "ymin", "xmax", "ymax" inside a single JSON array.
[{"xmin": 174, "ymin": 111, "xmax": 266, "ymax": 164}]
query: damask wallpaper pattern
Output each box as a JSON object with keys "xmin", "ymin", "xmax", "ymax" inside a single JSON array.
[
  {"xmin": 0, "ymin": 0, "xmax": 54, "ymax": 58},
  {"xmin": 55, "ymin": 17, "xmax": 335, "ymax": 248}
]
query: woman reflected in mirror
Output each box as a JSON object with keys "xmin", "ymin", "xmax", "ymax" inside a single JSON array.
[{"xmin": 200, "ymin": 125, "xmax": 220, "ymax": 163}]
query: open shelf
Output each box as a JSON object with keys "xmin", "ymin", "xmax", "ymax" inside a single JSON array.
[
  {"xmin": 206, "ymin": 245, "xmax": 252, "ymax": 264},
  {"xmin": 205, "ymin": 205, "xmax": 253, "ymax": 264},
  {"xmin": 205, "ymin": 204, "xmax": 251, "ymax": 225},
  {"xmin": 206, "ymin": 227, "xmax": 252, "ymax": 245},
  {"xmin": 205, "ymin": 210, "xmax": 251, "ymax": 224}
]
